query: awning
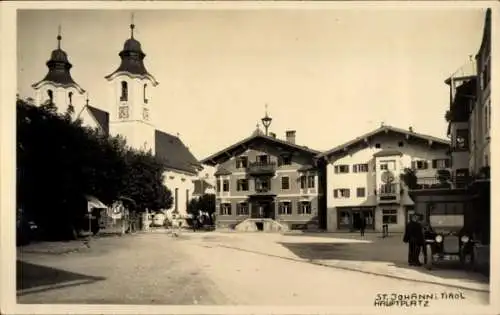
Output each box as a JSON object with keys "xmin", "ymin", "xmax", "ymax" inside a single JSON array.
[{"xmin": 85, "ymin": 195, "xmax": 108, "ymax": 211}]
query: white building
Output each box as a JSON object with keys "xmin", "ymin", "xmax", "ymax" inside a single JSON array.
[
  {"xmin": 317, "ymin": 125, "xmax": 451, "ymax": 232},
  {"xmin": 30, "ymin": 23, "xmax": 202, "ymax": 221}
]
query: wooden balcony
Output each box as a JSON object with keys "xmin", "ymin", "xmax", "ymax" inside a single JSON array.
[
  {"xmin": 247, "ymin": 162, "xmax": 276, "ymax": 176},
  {"xmin": 410, "ymin": 176, "xmax": 471, "ymax": 190}
]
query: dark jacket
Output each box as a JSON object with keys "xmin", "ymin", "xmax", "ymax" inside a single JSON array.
[{"xmin": 403, "ymin": 221, "xmax": 424, "ymax": 244}]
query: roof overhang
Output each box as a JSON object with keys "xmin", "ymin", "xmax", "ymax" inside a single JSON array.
[
  {"xmin": 201, "ymin": 134, "xmax": 320, "ymax": 166},
  {"xmin": 318, "ymin": 125, "xmax": 450, "ymax": 161},
  {"xmin": 105, "ymin": 71, "xmax": 159, "ymax": 86},
  {"xmin": 32, "ymin": 80, "xmax": 86, "ymax": 94}
]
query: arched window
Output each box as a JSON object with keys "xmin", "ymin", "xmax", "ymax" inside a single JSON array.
[
  {"xmin": 120, "ymin": 81, "xmax": 128, "ymax": 101},
  {"xmin": 143, "ymin": 83, "xmax": 148, "ymax": 104},
  {"xmin": 47, "ymin": 89, "xmax": 54, "ymax": 104},
  {"xmin": 68, "ymin": 91, "xmax": 73, "ymax": 105}
]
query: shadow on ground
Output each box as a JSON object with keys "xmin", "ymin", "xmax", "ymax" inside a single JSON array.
[
  {"xmin": 17, "ymin": 260, "xmax": 106, "ymax": 296},
  {"xmin": 278, "ymin": 241, "xmax": 489, "ymax": 288}
]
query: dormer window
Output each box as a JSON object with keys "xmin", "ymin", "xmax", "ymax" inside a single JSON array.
[
  {"xmin": 47, "ymin": 89, "xmax": 53, "ymax": 103},
  {"xmin": 143, "ymin": 84, "xmax": 148, "ymax": 104},
  {"xmin": 120, "ymin": 81, "xmax": 128, "ymax": 101}
]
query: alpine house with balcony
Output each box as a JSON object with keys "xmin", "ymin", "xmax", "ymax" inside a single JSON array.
[
  {"xmin": 317, "ymin": 124, "xmax": 451, "ymax": 232},
  {"xmin": 200, "ymin": 111, "xmax": 326, "ymax": 232}
]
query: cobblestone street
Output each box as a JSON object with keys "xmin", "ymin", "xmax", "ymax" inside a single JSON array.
[{"xmin": 17, "ymin": 231, "xmax": 489, "ymax": 306}]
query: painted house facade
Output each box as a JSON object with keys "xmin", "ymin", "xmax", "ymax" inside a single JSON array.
[
  {"xmin": 318, "ymin": 125, "xmax": 451, "ymax": 233},
  {"xmin": 201, "ymin": 126, "xmax": 326, "ymax": 231}
]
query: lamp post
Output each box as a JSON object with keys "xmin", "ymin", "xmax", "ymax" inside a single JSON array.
[{"xmin": 261, "ymin": 104, "xmax": 272, "ymax": 136}]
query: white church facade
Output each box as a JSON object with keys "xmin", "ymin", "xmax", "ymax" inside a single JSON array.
[{"xmin": 30, "ymin": 23, "xmax": 202, "ymax": 222}]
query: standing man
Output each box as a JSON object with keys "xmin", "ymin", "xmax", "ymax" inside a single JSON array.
[
  {"xmin": 359, "ymin": 215, "xmax": 366, "ymax": 237},
  {"xmin": 403, "ymin": 214, "xmax": 425, "ymax": 266}
]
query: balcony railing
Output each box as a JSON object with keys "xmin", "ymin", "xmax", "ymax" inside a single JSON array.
[
  {"xmin": 409, "ymin": 176, "xmax": 470, "ymax": 190},
  {"xmin": 247, "ymin": 162, "xmax": 276, "ymax": 176},
  {"xmin": 378, "ymin": 183, "xmax": 399, "ymax": 195}
]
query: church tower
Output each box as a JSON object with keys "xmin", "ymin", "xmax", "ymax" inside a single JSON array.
[
  {"xmin": 105, "ymin": 17, "xmax": 159, "ymax": 153},
  {"xmin": 32, "ymin": 27, "xmax": 86, "ymax": 116}
]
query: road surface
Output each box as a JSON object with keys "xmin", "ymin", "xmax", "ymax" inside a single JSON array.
[{"xmin": 17, "ymin": 231, "xmax": 489, "ymax": 306}]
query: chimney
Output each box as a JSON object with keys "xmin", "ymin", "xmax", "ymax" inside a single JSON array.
[
  {"xmin": 270, "ymin": 132, "xmax": 277, "ymax": 138},
  {"xmin": 285, "ymin": 130, "xmax": 296, "ymax": 144},
  {"xmin": 409, "ymin": 126, "xmax": 414, "ymax": 133}
]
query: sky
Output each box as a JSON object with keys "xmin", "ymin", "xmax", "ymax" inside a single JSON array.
[{"xmin": 17, "ymin": 7, "xmax": 487, "ymax": 161}]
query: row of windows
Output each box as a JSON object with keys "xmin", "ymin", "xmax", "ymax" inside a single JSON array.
[
  {"xmin": 338, "ymin": 209, "xmax": 398, "ymax": 225},
  {"xmin": 333, "ymin": 184, "xmax": 399, "ymax": 199},
  {"xmin": 219, "ymin": 201, "xmax": 312, "ymax": 216},
  {"xmin": 334, "ymin": 158, "xmax": 450, "ymax": 174},
  {"xmin": 333, "ymin": 187, "xmax": 364, "ymax": 198},
  {"xmin": 235, "ymin": 155, "xmax": 292, "ymax": 168},
  {"xmin": 217, "ymin": 175, "xmax": 316, "ymax": 192}
]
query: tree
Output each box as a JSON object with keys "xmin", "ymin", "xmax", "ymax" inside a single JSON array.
[
  {"xmin": 197, "ymin": 193, "xmax": 216, "ymax": 225},
  {"xmin": 119, "ymin": 149, "xmax": 173, "ymax": 212},
  {"xmin": 16, "ymin": 98, "xmax": 173, "ymax": 239},
  {"xmin": 436, "ymin": 169, "xmax": 452, "ymax": 188},
  {"xmin": 400, "ymin": 167, "xmax": 418, "ymax": 190}
]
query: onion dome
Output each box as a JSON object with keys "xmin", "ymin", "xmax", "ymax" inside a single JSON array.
[
  {"xmin": 105, "ymin": 22, "xmax": 158, "ymax": 85},
  {"xmin": 32, "ymin": 30, "xmax": 85, "ymax": 93}
]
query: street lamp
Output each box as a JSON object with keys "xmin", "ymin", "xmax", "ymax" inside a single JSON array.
[{"xmin": 261, "ymin": 104, "xmax": 272, "ymax": 136}]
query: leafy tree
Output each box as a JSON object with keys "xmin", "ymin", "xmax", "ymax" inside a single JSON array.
[
  {"xmin": 17, "ymin": 98, "xmax": 173, "ymax": 240},
  {"xmin": 119, "ymin": 149, "xmax": 173, "ymax": 212},
  {"xmin": 400, "ymin": 167, "xmax": 418, "ymax": 189},
  {"xmin": 436, "ymin": 169, "xmax": 452, "ymax": 188}
]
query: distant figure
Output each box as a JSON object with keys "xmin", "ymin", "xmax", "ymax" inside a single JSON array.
[
  {"xmin": 359, "ymin": 216, "xmax": 366, "ymax": 237},
  {"xmin": 403, "ymin": 214, "xmax": 425, "ymax": 266}
]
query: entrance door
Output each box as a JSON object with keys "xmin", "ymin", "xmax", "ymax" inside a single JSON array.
[
  {"xmin": 250, "ymin": 201, "xmax": 274, "ymax": 219},
  {"xmin": 352, "ymin": 211, "xmax": 361, "ymax": 230}
]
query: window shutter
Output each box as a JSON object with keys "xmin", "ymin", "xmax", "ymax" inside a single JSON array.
[
  {"xmin": 277, "ymin": 156, "xmax": 283, "ymax": 167},
  {"xmin": 334, "ymin": 190, "xmax": 338, "ymax": 198},
  {"xmin": 432, "ymin": 159, "xmax": 437, "ymax": 168},
  {"xmin": 424, "ymin": 161, "xmax": 429, "ymax": 169},
  {"xmin": 445, "ymin": 159, "xmax": 451, "ymax": 168},
  {"xmin": 346, "ymin": 189, "xmax": 350, "ymax": 198},
  {"xmin": 411, "ymin": 161, "xmax": 416, "ymax": 169}
]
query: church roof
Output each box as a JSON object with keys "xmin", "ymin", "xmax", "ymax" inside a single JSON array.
[
  {"xmin": 32, "ymin": 32, "xmax": 85, "ymax": 93},
  {"xmin": 105, "ymin": 23, "xmax": 158, "ymax": 85},
  {"xmin": 87, "ymin": 105, "xmax": 110, "ymax": 136},
  {"xmin": 154, "ymin": 130, "xmax": 202, "ymax": 175}
]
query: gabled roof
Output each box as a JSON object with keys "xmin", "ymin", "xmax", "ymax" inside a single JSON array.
[
  {"xmin": 318, "ymin": 125, "xmax": 450, "ymax": 159},
  {"xmin": 214, "ymin": 166, "xmax": 232, "ymax": 176},
  {"xmin": 155, "ymin": 130, "xmax": 202, "ymax": 175},
  {"xmin": 297, "ymin": 164, "xmax": 315, "ymax": 172},
  {"xmin": 87, "ymin": 105, "xmax": 110, "ymax": 136},
  {"xmin": 201, "ymin": 133, "xmax": 320, "ymax": 166}
]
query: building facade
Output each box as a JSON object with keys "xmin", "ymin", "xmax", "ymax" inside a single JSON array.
[
  {"xmin": 29, "ymin": 21, "xmax": 202, "ymax": 219},
  {"xmin": 318, "ymin": 125, "xmax": 451, "ymax": 232},
  {"xmin": 201, "ymin": 125, "xmax": 326, "ymax": 231}
]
